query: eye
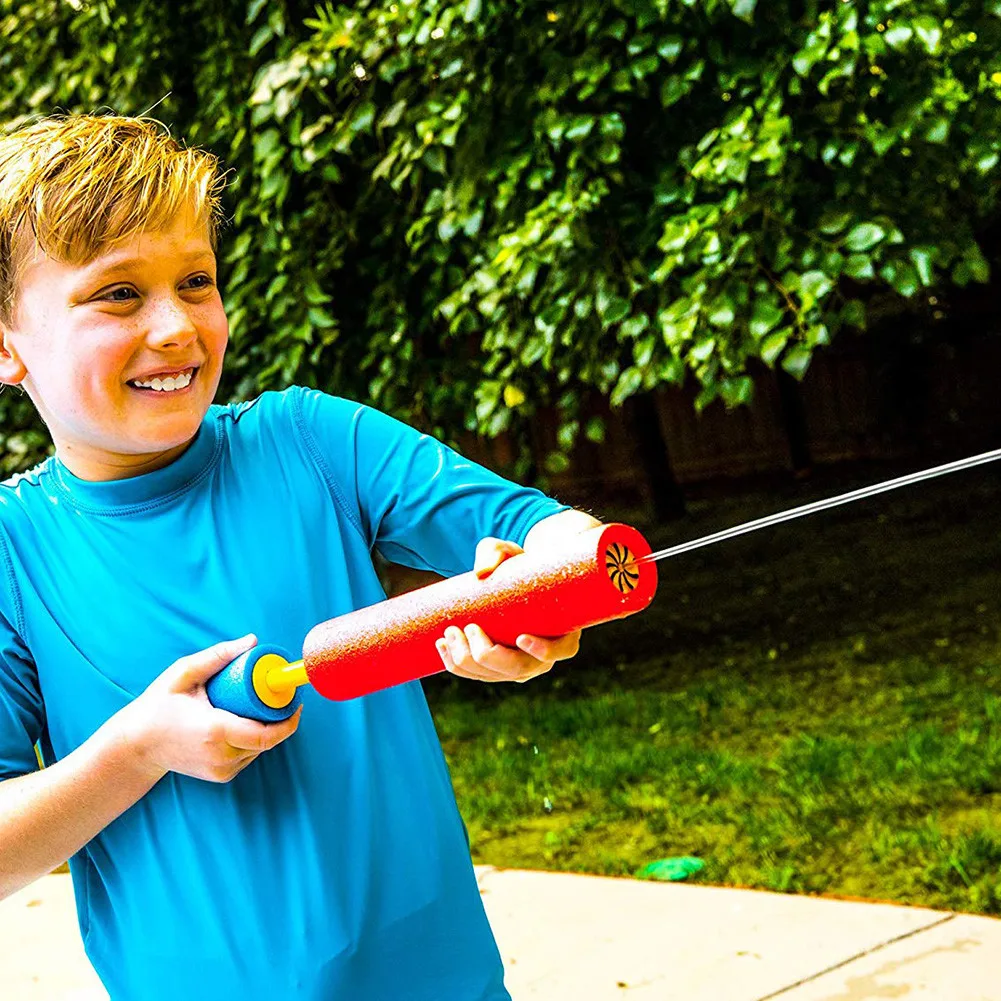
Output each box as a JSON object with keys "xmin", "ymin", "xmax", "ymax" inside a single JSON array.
[
  {"xmin": 100, "ymin": 285, "xmax": 139, "ymax": 303},
  {"xmin": 182, "ymin": 273, "xmax": 215, "ymax": 291}
]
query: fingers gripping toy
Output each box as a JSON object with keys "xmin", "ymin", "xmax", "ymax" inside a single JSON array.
[{"xmin": 206, "ymin": 523, "xmax": 658, "ymax": 722}]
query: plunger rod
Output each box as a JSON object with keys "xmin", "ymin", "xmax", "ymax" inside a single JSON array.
[{"xmin": 265, "ymin": 659, "xmax": 308, "ymax": 696}]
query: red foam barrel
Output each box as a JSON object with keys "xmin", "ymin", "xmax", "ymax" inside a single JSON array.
[{"xmin": 303, "ymin": 523, "xmax": 657, "ymax": 701}]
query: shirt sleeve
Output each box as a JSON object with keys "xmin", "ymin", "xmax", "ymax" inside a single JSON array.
[
  {"xmin": 292, "ymin": 387, "xmax": 570, "ymax": 576},
  {"xmin": 0, "ymin": 542, "xmax": 42, "ymax": 781}
]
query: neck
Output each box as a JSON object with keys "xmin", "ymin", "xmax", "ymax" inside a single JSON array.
[{"xmin": 56, "ymin": 439, "xmax": 193, "ymax": 482}]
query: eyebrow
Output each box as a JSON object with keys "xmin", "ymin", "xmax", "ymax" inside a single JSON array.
[{"xmin": 88, "ymin": 249, "xmax": 216, "ymax": 275}]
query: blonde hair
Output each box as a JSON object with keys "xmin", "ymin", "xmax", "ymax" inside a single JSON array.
[{"xmin": 0, "ymin": 114, "xmax": 226, "ymax": 324}]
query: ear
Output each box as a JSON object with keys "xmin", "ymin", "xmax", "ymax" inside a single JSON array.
[{"xmin": 0, "ymin": 326, "xmax": 27, "ymax": 387}]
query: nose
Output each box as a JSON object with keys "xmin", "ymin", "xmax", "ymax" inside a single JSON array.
[{"xmin": 145, "ymin": 293, "xmax": 199, "ymax": 351}]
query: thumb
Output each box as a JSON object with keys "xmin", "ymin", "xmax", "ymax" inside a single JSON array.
[
  {"xmin": 473, "ymin": 538, "xmax": 524, "ymax": 580},
  {"xmin": 168, "ymin": 634, "xmax": 258, "ymax": 690}
]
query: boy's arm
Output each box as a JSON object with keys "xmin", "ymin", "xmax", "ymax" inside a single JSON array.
[
  {"xmin": 291, "ymin": 391, "xmax": 601, "ymax": 683},
  {"xmin": 293, "ymin": 390, "xmax": 574, "ymax": 576},
  {"xmin": 524, "ymin": 508, "xmax": 603, "ymax": 553},
  {"xmin": 0, "ymin": 710, "xmax": 161, "ymax": 899},
  {"xmin": 0, "ymin": 635, "xmax": 300, "ymax": 901}
]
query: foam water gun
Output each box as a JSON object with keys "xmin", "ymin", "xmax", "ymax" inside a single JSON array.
[
  {"xmin": 206, "ymin": 444, "xmax": 1001, "ymax": 722},
  {"xmin": 206, "ymin": 523, "xmax": 658, "ymax": 722}
]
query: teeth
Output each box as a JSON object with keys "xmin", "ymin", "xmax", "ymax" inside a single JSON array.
[{"xmin": 132, "ymin": 370, "xmax": 194, "ymax": 391}]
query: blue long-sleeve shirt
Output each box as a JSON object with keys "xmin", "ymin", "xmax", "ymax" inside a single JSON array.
[{"xmin": 0, "ymin": 387, "xmax": 566, "ymax": 999}]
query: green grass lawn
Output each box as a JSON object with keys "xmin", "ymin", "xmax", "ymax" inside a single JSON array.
[{"xmin": 422, "ymin": 461, "xmax": 1001, "ymax": 915}]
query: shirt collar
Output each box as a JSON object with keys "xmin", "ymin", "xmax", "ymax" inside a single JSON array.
[{"xmin": 48, "ymin": 410, "xmax": 221, "ymax": 513}]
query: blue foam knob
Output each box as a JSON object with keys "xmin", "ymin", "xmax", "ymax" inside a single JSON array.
[{"xmin": 206, "ymin": 644, "xmax": 301, "ymax": 723}]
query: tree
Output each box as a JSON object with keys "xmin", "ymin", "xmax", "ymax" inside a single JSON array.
[{"xmin": 2, "ymin": 0, "xmax": 999, "ymax": 480}]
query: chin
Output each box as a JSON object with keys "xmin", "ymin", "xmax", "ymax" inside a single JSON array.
[{"xmin": 125, "ymin": 419, "xmax": 204, "ymax": 455}]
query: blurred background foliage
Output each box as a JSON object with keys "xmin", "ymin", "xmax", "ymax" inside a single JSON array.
[{"xmin": 1, "ymin": 0, "xmax": 1000, "ymax": 477}]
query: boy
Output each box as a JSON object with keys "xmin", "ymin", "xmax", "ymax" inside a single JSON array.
[{"xmin": 0, "ymin": 114, "xmax": 600, "ymax": 999}]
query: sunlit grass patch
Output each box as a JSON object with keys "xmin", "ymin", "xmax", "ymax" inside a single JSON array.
[{"xmin": 432, "ymin": 647, "xmax": 1001, "ymax": 914}]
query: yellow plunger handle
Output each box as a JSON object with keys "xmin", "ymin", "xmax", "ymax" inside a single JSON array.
[
  {"xmin": 250, "ymin": 654, "xmax": 309, "ymax": 709},
  {"xmin": 267, "ymin": 658, "xmax": 308, "ymax": 693}
]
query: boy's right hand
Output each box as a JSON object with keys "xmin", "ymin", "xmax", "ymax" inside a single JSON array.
[{"xmin": 116, "ymin": 634, "xmax": 303, "ymax": 784}]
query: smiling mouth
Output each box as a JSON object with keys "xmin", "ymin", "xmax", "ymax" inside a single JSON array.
[{"xmin": 127, "ymin": 367, "xmax": 198, "ymax": 394}]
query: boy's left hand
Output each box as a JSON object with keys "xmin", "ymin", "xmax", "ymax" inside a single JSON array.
[{"xmin": 435, "ymin": 537, "xmax": 581, "ymax": 684}]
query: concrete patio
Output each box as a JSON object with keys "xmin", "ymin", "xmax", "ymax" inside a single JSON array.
[{"xmin": 2, "ymin": 867, "xmax": 999, "ymax": 999}]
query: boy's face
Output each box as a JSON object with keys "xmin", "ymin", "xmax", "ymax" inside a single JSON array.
[{"xmin": 0, "ymin": 210, "xmax": 228, "ymax": 481}]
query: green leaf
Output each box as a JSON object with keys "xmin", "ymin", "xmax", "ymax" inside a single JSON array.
[
  {"xmin": 657, "ymin": 36, "xmax": 683, "ymax": 62},
  {"xmin": 840, "ymin": 300, "xmax": 866, "ymax": 329},
  {"xmin": 799, "ymin": 270, "xmax": 834, "ymax": 302},
  {"xmin": 634, "ymin": 335, "xmax": 655, "ymax": 367},
  {"xmin": 600, "ymin": 113, "xmax": 625, "ymax": 141},
  {"xmin": 350, "ymin": 102, "xmax": 376, "ymax": 134},
  {"xmin": 909, "ymin": 247, "xmax": 935, "ymax": 287},
  {"xmin": 584, "ymin": 416, "xmax": 606, "ymax": 443},
  {"xmin": 729, "ymin": 0, "xmax": 757, "ymax": 23},
  {"xmin": 952, "ymin": 261, "xmax": 973, "ymax": 286},
  {"xmin": 806, "ymin": 322, "xmax": 830, "ymax": 348},
  {"xmin": 844, "ymin": 223, "xmax": 886, "ymax": 253},
  {"xmin": 751, "ymin": 299, "xmax": 784, "ymax": 339},
  {"xmin": 249, "ymin": 24, "xmax": 273, "ymax": 57},
  {"xmin": 660, "ymin": 75, "xmax": 689, "ymax": 108},
  {"xmin": 544, "ymin": 451, "xmax": 570, "ymax": 474},
  {"xmin": 975, "ymin": 151, "xmax": 999, "ymax": 174},
  {"xmin": 564, "ymin": 116, "xmax": 595, "ymax": 142},
  {"xmin": 843, "ymin": 254, "xmax": 875, "ymax": 280},
  {"xmin": 720, "ymin": 375, "xmax": 754, "ymax": 407},
  {"xmin": 782, "ymin": 345, "xmax": 812, "ymax": 380},
  {"xmin": 379, "ymin": 100, "xmax": 407, "ymax": 130},
  {"xmin": 880, "ymin": 260, "xmax": 919, "ymax": 297},
  {"xmin": 599, "ymin": 296, "xmax": 631, "ymax": 327},
  {"xmin": 304, "ymin": 279, "xmax": 331, "ymax": 305},
  {"xmin": 557, "ymin": 419, "xmax": 579, "ymax": 449},
  {"xmin": 423, "ymin": 146, "xmax": 447, "ymax": 173},
  {"xmin": 631, "ymin": 53, "xmax": 660, "ymax": 79},
  {"xmin": 818, "ymin": 210, "xmax": 853, "ymax": 235},
  {"xmin": 965, "ymin": 244, "xmax": 991, "ymax": 284},
  {"xmin": 708, "ymin": 298, "xmax": 735, "ymax": 328},
  {"xmin": 621, "ymin": 314, "xmax": 650, "ymax": 338},
  {"xmin": 924, "ymin": 118, "xmax": 950, "ymax": 145},
  {"xmin": 596, "ymin": 141, "xmax": 621, "ymax": 164},
  {"xmin": 307, "ymin": 306, "xmax": 336, "ymax": 328},
  {"xmin": 793, "ymin": 28, "xmax": 831, "ymax": 77},
  {"xmin": 690, "ymin": 338, "xmax": 716, "ymax": 362},
  {"xmin": 606, "ymin": 19, "xmax": 628, "ymax": 41},
  {"xmin": 463, "ymin": 0, "xmax": 482, "ymax": 22},
  {"xmin": 912, "ymin": 15, "xmax": 942, "ymax": 54},
  {"xmin": 611, "ymin": 367, "xmax": 643, "ymax": 406},
  {"xmin": 884, "ymin": 24, "xmax": 913, "ymax": 49},
  {"xmin": 604, "ymin": 299, "xmax": 631, "ymax": 327},
  {"xmin": 761, "ymin": 329, "xmax": 789, "ymax": 365},
  {"xmin": 247, "ymin": 0, "xmax": 269, "ymax": 25}
]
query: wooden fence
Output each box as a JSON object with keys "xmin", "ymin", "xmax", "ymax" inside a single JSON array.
[{"xmin": 466, "ymin": 329, "xmax": 1001, "ymax": 511}]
